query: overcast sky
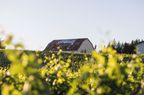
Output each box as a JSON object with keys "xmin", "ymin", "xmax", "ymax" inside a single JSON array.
[{"xmin": 0, "ymin": 0, "xmax": 144, "ymax": 50}]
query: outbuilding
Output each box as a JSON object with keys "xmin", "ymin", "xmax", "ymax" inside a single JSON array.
[
  {"xmin": 136, "ymin": 41, "xmax": 144, "ymax": 54},
  {"xmin": 44, "ymin": 38, "xmax": 95, "ymax": 53}
]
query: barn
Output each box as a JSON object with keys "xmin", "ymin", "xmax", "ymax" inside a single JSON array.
[
  {"xmin": 44, "ymin": 38, "xmax": 95, "ymax": 53},
  {"xmin": 136, "ymin": 41, "xmax": 144, "ymax": 54}
]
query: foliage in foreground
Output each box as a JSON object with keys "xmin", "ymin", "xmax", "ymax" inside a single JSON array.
[
  {"xmin": 0, "ymin": 47, "xmax": 144, "ymax": 95},
  {"xmin": 0, "ymin": 34, "xmax": 144, "ymax": 95}
]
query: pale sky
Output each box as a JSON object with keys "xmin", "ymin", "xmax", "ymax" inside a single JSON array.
[{"xmin": 0, "ymin": 0, "xmax": 144, "ymax": 50}]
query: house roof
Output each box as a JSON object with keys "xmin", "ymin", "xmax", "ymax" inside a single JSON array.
[
  {"xmin": 137, "ymin": 41, "xmax": 144, "ymax": 44},
  {"xmin": 44, "ymin": 38, "xmax": 92, "ymax": 51},
  {"xmin": 135, "ymin": 41, "xmax": 144, "ymax": 47}
]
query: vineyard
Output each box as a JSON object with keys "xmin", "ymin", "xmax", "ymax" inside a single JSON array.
[{"xmin": 0, "ymin": 47, "xmax": 144, "ymax": 95}]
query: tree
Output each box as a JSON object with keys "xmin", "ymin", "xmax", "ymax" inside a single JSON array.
[{"xmin": 106, "ymin": 39, "xmax": 143, "ymax": 54}]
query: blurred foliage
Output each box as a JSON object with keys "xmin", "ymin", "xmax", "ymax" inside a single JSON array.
[{"xmin": 0, "ymin": 34, "xmax": 144, "ymax": 95}]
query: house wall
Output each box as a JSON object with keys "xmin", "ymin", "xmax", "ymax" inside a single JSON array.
[
  {"xmin": 136, "ymin": 42, "xmax": 144, "ymax": 54},
  {"xmin": 78, "ymin": 40, "xmax": 94, "ymax": 53}
]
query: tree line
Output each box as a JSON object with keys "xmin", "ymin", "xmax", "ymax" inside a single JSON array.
[{"xmin": 106, "ymin": 39, "xmax": 144, "ymax": 54}]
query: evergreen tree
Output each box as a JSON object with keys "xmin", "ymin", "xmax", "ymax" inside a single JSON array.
[{"xmin": 106, "ymin": 39, "xmax": 143, "ymax": 54}]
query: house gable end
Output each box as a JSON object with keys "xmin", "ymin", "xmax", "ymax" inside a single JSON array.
[{"xmin": 78, "ymin": 39, "xmax": 94, "ymax": 53}]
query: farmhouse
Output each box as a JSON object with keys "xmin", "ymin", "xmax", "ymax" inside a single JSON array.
[
  {"xmin": 136, "ymin": 41, "xmax": 144, "ymax": 54},
  {"xmin": 44, "ymin": 38, "xmax": 95, "ymax": 53}
]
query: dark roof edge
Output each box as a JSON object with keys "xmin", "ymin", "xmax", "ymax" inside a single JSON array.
[
  {"xmin": 136, "ymin": 41, "xmax": 144, "ymax": 46},
  {"xmin": 87, "ymin": 39, "xmax": 95, "ymax": 49},
  {"xmin": 52, "ymin": 38, "xmax": 89, "ymax": 41}
]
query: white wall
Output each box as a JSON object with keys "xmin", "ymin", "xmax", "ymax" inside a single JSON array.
[
  {"xmin": 78, "ymin": 40, "xmax": 94, "ymax": 53},
  {"xmin": 136, "ymin": 42, "xmax": 144, "ymax": 54}
]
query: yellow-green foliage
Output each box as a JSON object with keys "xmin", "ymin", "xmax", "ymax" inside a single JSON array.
[{"xmin": 0, "ymin": 35, "xmax": 144, "ymax": 95}]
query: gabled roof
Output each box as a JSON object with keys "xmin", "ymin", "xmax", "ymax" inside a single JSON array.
[{"xmin": 44, "ymin": 38, "xmax": 90, "ymax": 51}]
